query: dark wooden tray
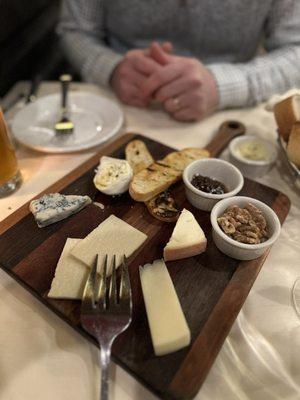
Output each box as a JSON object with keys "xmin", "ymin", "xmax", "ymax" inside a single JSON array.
[{"xmin": 0, "ymin": 132, "xmax": 290, "ymax": 400}]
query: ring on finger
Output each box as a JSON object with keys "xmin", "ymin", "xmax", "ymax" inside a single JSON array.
[{"xmin": 172, "ymin": 97, "xmax": 181, "ymax": 110}]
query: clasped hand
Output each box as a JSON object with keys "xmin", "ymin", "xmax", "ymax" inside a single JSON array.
[{"xmin": 110, "ymin": 42, "xmax": 219, "ymax": 121}]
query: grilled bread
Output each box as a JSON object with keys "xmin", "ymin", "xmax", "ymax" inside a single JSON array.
[
  {"xmin": 160, "ymin": 148, "xmax": 209, "ymax": 171},
  {"xmin": 129, "ymin": 163, "xmax": 181, "ymax": 202},
  {"xmin": 127, "ymin": 140, "xmax": 210, "ymax": 202},
  {"xmin": 125, "ymin": 139, "xmax": 154, "ymax": 174}
]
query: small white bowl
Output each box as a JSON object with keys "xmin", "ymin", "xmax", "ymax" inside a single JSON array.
[
  {"xmin": 229, "ymin": 135, "xmax": 277, "ymax": 179},
  {"xmin": 183, "ymin": 158, "xmax": 244, "ymax": 211},
  {"xmin": 211, "ymin": 196, "xmax": 281, "ymax": 260}
]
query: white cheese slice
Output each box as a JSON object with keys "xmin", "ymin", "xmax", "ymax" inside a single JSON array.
[
  {"xmin": 71, "ymin": 214, "xmax": 147, "ymax": 275},
  {"xmin": 163, "ymin": 208, "xmax": 207, "ymax": 261},
  {"xmin": 94, "ymin": 156, "xmax": 133, "ymax": 195},
  {"xmin": 139, "ymin": 259, "xmax": 191, "ymax": 356},
  {"xmin": 30, "ymin": 193, "xmax": 92, "ymax": 228},
  {"xmin": 48, "ymin": 238, "xmax": 89, "ymax": 299}
]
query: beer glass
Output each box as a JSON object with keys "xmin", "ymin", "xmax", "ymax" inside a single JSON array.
[{"xmin": 0, "ymin": 108, "xmax": 22, "ymax": 196}]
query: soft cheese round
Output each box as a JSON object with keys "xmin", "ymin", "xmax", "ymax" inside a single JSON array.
[{"xmin": 93, "ymin": 156, "xmax": 133, "ymax": 195}]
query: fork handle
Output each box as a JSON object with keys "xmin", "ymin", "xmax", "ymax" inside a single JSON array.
[
  {"xmin": 59, "ymin": 74, "xmax": 72, "ymax": 112},
  {"xmin": 100, "ymin": 345, "xmax": 111, "ymax": 400}
]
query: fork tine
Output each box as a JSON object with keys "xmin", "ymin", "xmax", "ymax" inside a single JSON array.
[
  {"xmin": 81, "ymin": 254, "xmax": 133, "ymax": 400},
  {"xmin": 81, "ymin": 254, "xmax": 98, "ymax": 311},
  {"xmin": 109, "ymin": 255, "xmax": 118, "ymax": 306},
  {"xmin": 119, "ymin": 255, "xmax": 132, "ymax": 307},
  {"xmin": 98, "ymin": 254, "xmax": 108, "ymax": 309}
]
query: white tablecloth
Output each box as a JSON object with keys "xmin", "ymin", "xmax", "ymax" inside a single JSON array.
[{"xmin": 0, "ymin": 83, "xmax": 299, "ymax": 400}]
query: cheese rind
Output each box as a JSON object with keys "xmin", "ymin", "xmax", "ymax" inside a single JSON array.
[
  {"xmin": 71, "ymin": 214, "xmax": 147, "ymax": 275},
  {"xmin": 48, "ymin": 238, "xmax": 89, "ymax": 299},
  {"xmin": 30, "ymin": 193, "xmax": 92, "ymax": 228},
  {"xmin": 139, "ymin": 259, "xmax": 191, "ymax": 356},
  {"xmin": 164, "ymin": 208, "xmax": 207, "ymax": 261}
]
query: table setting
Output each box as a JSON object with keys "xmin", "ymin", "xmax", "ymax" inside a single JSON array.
[{"xmin": 0, "ymin": 79, "xmax": 300, "ymax": 400}]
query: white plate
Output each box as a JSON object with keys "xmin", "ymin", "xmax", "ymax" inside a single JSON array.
[{"xmin": 11, "ymin": 92, "xmax": 123, "ymax": 153}]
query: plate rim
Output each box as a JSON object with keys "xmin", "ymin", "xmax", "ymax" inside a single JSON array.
[{"xmin": 11, "ymin": 91, "xmax": 124, "ymax": 153}]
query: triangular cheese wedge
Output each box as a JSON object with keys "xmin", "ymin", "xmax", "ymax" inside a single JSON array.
[
  {"xmin": 163, "ymin": 209, "xmax": 207, "ymax": 261},
  {"xmin": 30, "ymin": 193, "xmax": 91, "ymax": 228}
]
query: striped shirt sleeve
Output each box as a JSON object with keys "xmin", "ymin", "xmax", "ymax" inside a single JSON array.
[
  {"xmin": 57, "ymin": 0, "xmax": 123, "ymax": 86},
  {"xmin": 208, "ymin": 0, "xmax": 300, "ymax": 109}
]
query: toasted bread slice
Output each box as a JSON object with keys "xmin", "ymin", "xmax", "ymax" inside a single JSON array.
[
  {"xmin": 129, "ymin": 163, "xmax": 181, "ymax": 202},
  {"xmin": 125, "ymin": 139, "xmax": 154, "ymax": 174},
  {"xmin": 147, "ymin": 162, "xmax": 182, "ymax": 178},
  {"xmin": 182, "ymin": 148, "xmax": 210, "ymax": 160},
  {"xmin": 160, "ymin": 148, "xmax": 209, "ymax": 171},
  {"xmin": 274, "ymin": 95, "xmax": 300, "ymax": 142},
  {"xmin": 287, "ymin": 122, "xmax": 300, "ymax": 168},
  {"xmin": 160, "ymin": 151, "xmax": 192, "ymax": 171}
]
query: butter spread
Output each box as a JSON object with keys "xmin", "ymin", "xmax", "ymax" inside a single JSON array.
[{"xmin": 235, "ymin": 140, "xmax": 270, "ymax": 161}]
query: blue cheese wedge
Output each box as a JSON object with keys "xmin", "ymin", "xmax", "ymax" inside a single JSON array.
[
  {"xmin": 30, "ymin": 193, "xmax": 92, "ymax": 228},
  {"xmin": 93, "ymin": 156, "xmax": 133, "ymax": 195}
]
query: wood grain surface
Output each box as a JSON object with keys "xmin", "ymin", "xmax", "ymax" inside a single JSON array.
[{"xmin": 0, "ymin": 131, "xmax": 290, "ymax": 400}]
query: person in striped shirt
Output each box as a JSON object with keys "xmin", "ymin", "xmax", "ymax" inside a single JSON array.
[{"xmin": 58, "ymin": 0, "xmax": 300, "ymax": 121}]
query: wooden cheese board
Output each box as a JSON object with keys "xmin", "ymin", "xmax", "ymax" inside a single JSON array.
[{"xmin": 0, "ymin": 125, "xmax": 291, "ymax": 400}]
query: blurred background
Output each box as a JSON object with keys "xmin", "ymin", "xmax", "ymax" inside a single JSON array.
[{"xmin": 0, "ymin": 0, "xmax": 72, "ymax": 97}]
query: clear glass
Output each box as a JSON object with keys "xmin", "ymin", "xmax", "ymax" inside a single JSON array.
[
  {"xmin": 292, "ymin": 277, "xmax": 300, "ymax": 319},
  {"xmin": 0, "ymin": 108, "xmax": 22, "ymax": 197}
]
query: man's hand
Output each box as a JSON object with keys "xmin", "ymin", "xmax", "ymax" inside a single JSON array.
[
  {"xmin": 141, "ymin": 42, "xmax": 219, "ymax": 121},
  {"xmin": 110, "ymin": 43, "xmax": 172, "ymax": 107}
]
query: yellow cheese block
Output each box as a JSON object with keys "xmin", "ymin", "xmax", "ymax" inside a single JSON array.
[
  {"xmin": 139, "ymin": 259, "xmax": 191, "ymax": 356},
  {"xmin": 48, "ymin": 238, "xmax": 89, "ymax": 299},
  {"xmin": 71, "ymin": 214, "xmax": 147, "ymax": 275}
]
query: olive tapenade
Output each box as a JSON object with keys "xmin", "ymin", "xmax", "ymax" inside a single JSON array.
[{"xmin": 191, "ymin": 174, "xmax": 227, "ymax": 195}]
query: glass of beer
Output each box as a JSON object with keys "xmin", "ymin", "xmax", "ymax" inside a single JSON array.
[{"xmin": 0, "ymin": 108, "xmax": 22, "ymax": 197}]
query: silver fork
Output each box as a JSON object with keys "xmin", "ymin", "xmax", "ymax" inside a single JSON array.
[
  {"xmin": 81, "ymin": 254, "xmax": 132, "ymax": 400},
  {"xmin": 54, "ymin": 74, "xmax": 74, "ymax": 135}
]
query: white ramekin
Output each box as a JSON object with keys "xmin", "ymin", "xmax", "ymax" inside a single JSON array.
[
  {"xmin": 229, "ymin": 135, "xmax": 277, "ymax": 179},
  {"xmin": 210, "ymin": 196, "xmax": 281, "ymax": 260},
  {"xmin": 183, "ymin": 158, "xmax": 244, "ymax": 211}
]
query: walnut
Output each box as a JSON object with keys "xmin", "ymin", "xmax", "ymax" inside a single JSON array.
[
  {"xmin": 238, "ymin": 224, "xmax": 260, "ymax": 234},
  {"xmin": 218, "ymin": 203, "xmax": 269, "ymax": 244},
  {"xmin": 235, "ymin": 208, "xmax": 251, "ymax": 224},
  {"xmin": 243, "ymin": 230, "xmax": 260, "ymax": 240},
  {"xmin": 217, "ymin": 216, "xmax": 236, "ymax": 234},
  {"xmin": 246, "ymin": 203, "xmax": 267, "ymax": 229},
  {"xmin": 245, "ymin": 203, "xmax": 262, "ymax": 215},
  {"xmin": 233, "ymin": 233, "xmax": 259, "ymax": 244}
]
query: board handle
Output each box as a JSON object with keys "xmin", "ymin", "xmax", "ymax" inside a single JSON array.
[{"xmin": 205, "ymin": 120, "xmax": 246, "ymax": 157}]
